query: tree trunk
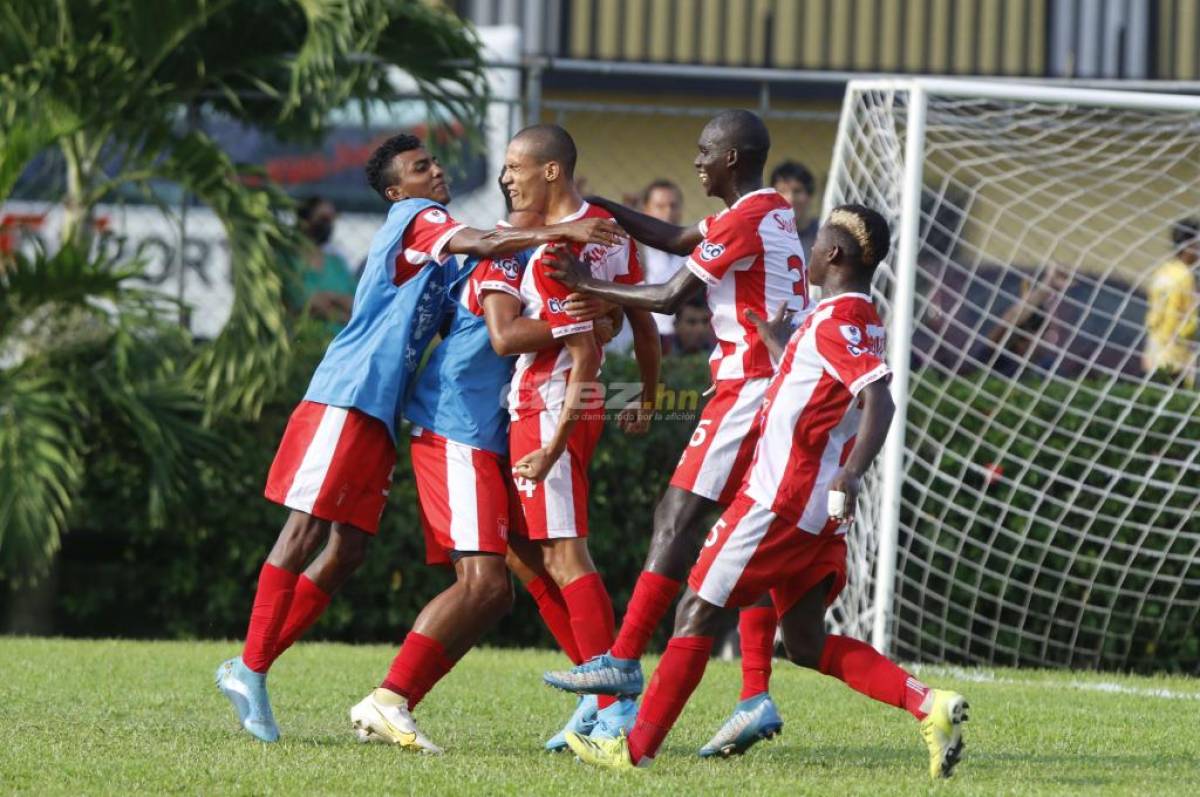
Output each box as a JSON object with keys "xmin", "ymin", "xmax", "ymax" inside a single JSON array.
[{"xmin": 4, "ymin": 553, "xmax": 59, "ymax": 635}]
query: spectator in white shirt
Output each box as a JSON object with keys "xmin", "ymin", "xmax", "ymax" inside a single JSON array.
[{"xmin": 639, "ymin": 179, "xmax": 687, "ymax": 349}]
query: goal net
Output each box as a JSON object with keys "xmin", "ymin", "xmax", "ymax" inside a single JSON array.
[{"xmin": 824, "ymin": 79, "xmax": 1200, "ymax": 670}]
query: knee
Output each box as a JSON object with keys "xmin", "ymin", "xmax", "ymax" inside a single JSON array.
[
  {"xmin": 465, "ymin": 567, "xmax": 514, "ymax": 618},
  {"xmin": 327, "ymin": 528, "xmax": 370, "ymax": 572},
  {"xmin": 270, "ymin": 513, "xmax": 328, "ymax": 567},
  {"xmin": 542, "ymin": 543, "xmax": 594, "ymax": 587},
  {"xmin": 673, "ymin": 589, "xmax": 723, "ymax": 639},
  {"xmin": 782, "ymin": 626, "xmax": 825, "ymax": 670}
]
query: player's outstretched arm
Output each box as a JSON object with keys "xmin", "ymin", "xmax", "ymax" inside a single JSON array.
[
  {"xmin": 828, "ymin": 380, "xmax": 895, "ymax": 525},
  {"xmin": 620, "ymin": 308, "xmax": 661, "ymax": 435},
  {"xmin": 445, "ymin": 218, "xmax": 625, "ymax": 260},
  {"xmin": 544, "ymin": 244, "xmax": 705, "ymax": 315},
  {"xmin": 586, "ymin": 196, "xmax": 703, "ymax": 256},
  {"xmin": 512, "ymin": 332, "xmax": 599, "ymax": 482}
]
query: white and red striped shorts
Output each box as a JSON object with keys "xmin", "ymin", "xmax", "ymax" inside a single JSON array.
[
  {"xmin": 669, "ymin": 377, "xmax": 769, "ymax": 504},
  {"xmin": 509, "ymin": 412, "xmax": 604, "ymax": 540},
  {"xmin": 410, "ymin": 428, "xmax": 512, "ymax": 566},
  {"xmin": 689, "ymin": 493, "xmax": 847, "ymax": 614},
  {"xmin": 264, "ymin": 401, "xmax": 395, "ymax": 533}
]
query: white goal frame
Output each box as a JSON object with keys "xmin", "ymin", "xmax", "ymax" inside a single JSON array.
[{"xmin": 825, "ymin": 78, "xmax": 1200, "ymax": 657}]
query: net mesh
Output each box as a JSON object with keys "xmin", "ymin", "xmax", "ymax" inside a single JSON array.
[{"xmin": 826, "ymin": 83, "xmax": 1200, "ymax": 669}]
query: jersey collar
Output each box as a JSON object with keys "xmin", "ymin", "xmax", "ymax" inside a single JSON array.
[{"xmin": 816, "ymin": 291, "xmax": 873, "ymax": 308}]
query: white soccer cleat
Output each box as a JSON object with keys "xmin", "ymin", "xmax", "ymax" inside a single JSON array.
[{"xmin": 349, "ymin": 691, "xmax": 444, "ymax": 754}]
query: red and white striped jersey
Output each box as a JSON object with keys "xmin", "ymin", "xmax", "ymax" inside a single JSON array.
[
  {"xmin": 507, "ymin": 202, "xmax": 643, "ymax": 419},
  {"xmin": 459, "ymin": 221, "xmax": 524, "ymax": 317},
  {"xmin": 743, "ymin": 293, "xmax": 891, "ymax": 533},
  {"xmin": 685, "ymin": 188, "xmax": 810, "ymax": 381}
]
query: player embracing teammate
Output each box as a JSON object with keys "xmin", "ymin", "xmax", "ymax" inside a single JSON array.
[
  {"xmin": 542, "ymin": 109, "xmax": 810, "ymax": 754},
  {"xmin": 561, "ymin": 204, "xmax": 969, "ymax": 780}
]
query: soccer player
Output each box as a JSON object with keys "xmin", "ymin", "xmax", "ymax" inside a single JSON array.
[
  {"xmin": 214, "ymin": 133, "xmax": 623, "ymax": 743},
  {"xmin": 564, "ymin": 205, "xmax": 970, "ymax": 779},
  {"xmin": 346, "ymin": 175, "xmax": 616, "ymax": 753},
  {"xmin": 541, "ymin": 109, "xmax": 809, "ymax": 755},
  {"xmin": 495, "ymin": 124, "xmax": 663, "ymax": 746}
]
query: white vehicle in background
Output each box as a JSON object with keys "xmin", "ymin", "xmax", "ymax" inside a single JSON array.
[{"xmin": 0, "ymin": 27, "xmax": 520, "ymax": 339}]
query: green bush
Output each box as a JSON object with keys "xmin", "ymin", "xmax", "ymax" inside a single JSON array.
[
  {"xmin": 896, "ymin": 372, "xmax": 1200, "ymax": 672},
  {"xmin": 46, "ymin": 340, "xmax": 712, "ymax": 651}
]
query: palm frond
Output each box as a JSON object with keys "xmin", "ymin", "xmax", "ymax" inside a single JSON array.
[{"xmin": 0, "ymin": 371, "xmax": 85, "ymax": 585}]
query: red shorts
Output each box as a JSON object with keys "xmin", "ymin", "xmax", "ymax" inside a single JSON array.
[
  {"xmin": 689, "ymin": 493, "xmax": 847, "ymax": 615},
  {"xmin": 411, "ymin": 428, "xmax": 511, "ymax": 566},
  {"xmin": 264, "ymin": 401, "xmax": 395, "ymax": 533},
  {"xmin": 509, "ymin": 412, "xmax": 604, "ymax": 540},
  {"xmin": 669, "ymin": 377, "xmax": 769, "ymax": 504}
]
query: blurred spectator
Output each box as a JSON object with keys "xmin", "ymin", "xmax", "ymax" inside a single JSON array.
[
  {"xmin": 672, "ymin": 293, "xmax": 715, "ymax": 356},
  {"xmin": 969, "ymin": 265, "xmax": 1070, "ymax": 378},
  {"xmin": 286, "ymin": 196, "xmax": 356, "ymax": 329},
  {"xmin": 1143, "ymin": 217, "xmax": 1199, "ymax": 383},
  {"xmin": 770, "ymin": 160, "xmax": 819, "ymax": 255},
  {"xmin": 639, "ymin": 179, "xmax": 687, "ymax": 346}
]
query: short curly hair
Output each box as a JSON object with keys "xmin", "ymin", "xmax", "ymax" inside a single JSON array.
[
  {"xmin": 826, "ymin": 204, "xmax": 892, "ymax": 271},
  {"xmin": 365, "ymin": 134, "xmax": 422, "ymax": 201}
]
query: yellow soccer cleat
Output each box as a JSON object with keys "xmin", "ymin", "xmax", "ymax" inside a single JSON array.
[
  {"xmin": 564, "ymin": 729, "xmax": 638, "ymax": 771},
  {"xmin": 919, "ymin": 689, "xmax": 969, "ymax": 779}
]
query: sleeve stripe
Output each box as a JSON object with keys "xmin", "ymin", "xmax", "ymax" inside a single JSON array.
[
  {"xmin": 849, "ymin": 363, "xmax": 892, "ymax": 396},
  {"xmin": 429, "ymin": 223, "xmax": 468, "ymax": 263},
  {"xmin": 550, "ymin": 321, "xmax": 594, "ymax": 339},
  {"xmin": 477, "ymin": 280, "xmax": 521, "ymax": 299},
  {"xmin": 684, "ymin": 257, "xmax": 721, "ymax": 287}
]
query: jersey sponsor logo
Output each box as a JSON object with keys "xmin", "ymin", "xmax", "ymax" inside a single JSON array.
[
  {"xmin": 772, "ymin": 212, "xmax": 797, "ymax": 234},
  {"xmin": 699, "ymin": 241, "xmax": 725, "ymax": 262},
  {"xmin": 491, "ymin": 257, "xmax": 521, "ymax": 281},
  {"xmin": 547, "ymin": 297, "xmax": 566, "ymax": 314},
  {"xmin": 422, "ymin": 208, "xmax": 448, "ymax": 224}
]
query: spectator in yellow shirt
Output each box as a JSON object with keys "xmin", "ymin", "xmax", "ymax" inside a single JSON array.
[{"xmin": 1143, "ymin": 217, "xmax": 1199, "ymax": 382}]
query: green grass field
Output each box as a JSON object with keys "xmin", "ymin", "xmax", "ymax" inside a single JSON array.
[{"xmin": 2, "ymin": 639, "xmax": 1198, "ymax": 795}]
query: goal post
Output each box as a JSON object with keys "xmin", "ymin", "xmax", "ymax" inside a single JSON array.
[{"xmin": 824, "ymin": 78, "xmax": 1200, "ymax": 669}]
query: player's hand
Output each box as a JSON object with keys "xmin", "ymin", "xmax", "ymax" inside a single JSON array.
[
  {"xmin": 543, "ymin": 243, "xmax": 591, "ymax": 289},
  {"xmin": 827, "ymin": 469, "xmax": 861, "ymax": 525},
  {"xmin": 558, "ymin": 218, "xmax": 626, "ymax": 247},
  {"xmin": 512, "ymin": 446, "xmax": 560, "ymax": 482},
  {"xmin": 744, "ymin": 301, "xmax": 796, "ymax": 349},
  {"xmin": 564, "ymin": 293, "xmax": 614, "ymax": 321},
  {"xmin": 593, "ymin": 316, "xmax": 616, "ymax": 346},
  {"xmin": 617, "ymin": 402, "xmax": 653, "ymax": 436}
]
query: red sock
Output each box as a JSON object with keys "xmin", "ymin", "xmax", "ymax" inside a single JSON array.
[
  {"xmin": 562, "ymin": 572, "xmax": 617, "ymax": 708},
  {"xmin": 738, "ymin": 605, "xmax": 776, "ymax": 699},
  {"xmin": 610, "ymin": 571, "xmax": 681, "ymax": 661},
  {"xmin": 381, "ymin": 632, "xmax": 457, "ymax": 710},
  {"xmin": 818, "ymin": 635, "xmax": 931, "ymax": 720},
  {"xmin": 270, "ymin": 575, "xmax": 332, "ymax": 665},
  {"xmin": 627, "ymin": 636, "xmax": 713, "ymax": 764},
  {"xmin": 525, "ymin": 575, "xmax": 583, "ymax": 664},
  {"xmin": 241, "ymin": 563, "xmax": 298, "ymax": 673}
]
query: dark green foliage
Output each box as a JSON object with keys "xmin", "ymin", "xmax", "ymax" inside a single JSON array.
[{"xmin": 896, "ymin": 372, "xmax": 1200, "ymax": 672}]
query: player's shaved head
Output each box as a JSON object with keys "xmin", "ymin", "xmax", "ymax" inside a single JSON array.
[
  {"xmin": 826, "ymin": 204, "xmax": 891, "ymax": 271},
  {"xmin": 511, "ymin": 124, "xmax": 577, "ymax": 178},
  {"xmin": 704, "ymin": 110, "xmax": 771, "ymax": 174}
]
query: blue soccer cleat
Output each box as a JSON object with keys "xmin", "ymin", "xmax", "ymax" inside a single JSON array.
[
  {"xmin": 697, "ymin": 693, "xmax": 783, "ymax": 758},
  {"xmin": 215, "ymin": 656, "xmax": 280, "ymax": 743},
  {"xmin": 590, "ymin": 696, "xmax": 638, "ymax": 740},
  {"xmin": 544, "ymin": 694, "xmax": 598, "ymax": 752},
  {"xmin": 543, "ymin": 652, "xmax": 644, "ymax": 696}
]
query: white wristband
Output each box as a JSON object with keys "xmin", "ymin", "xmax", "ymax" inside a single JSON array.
[{"xmin": 827, "ymin": 490, "xmax": 847, "ymax": 519}]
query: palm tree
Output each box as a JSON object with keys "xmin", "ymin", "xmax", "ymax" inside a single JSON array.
[{"xmin": 0, "ymin": 0, "xmax": 486, "ymax": 585}]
